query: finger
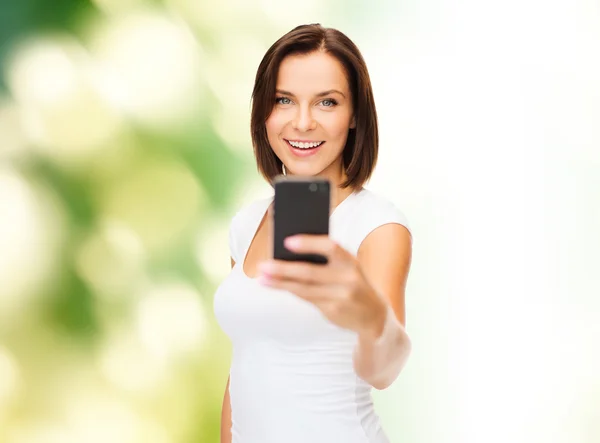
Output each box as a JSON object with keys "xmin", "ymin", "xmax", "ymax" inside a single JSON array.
[
  {"xmin": 258, "ymin": 260, "xmax": 339, "ymax": 285},
  {"xmin": 283, "ymin": 235, "xmax": 348, "ymax": 262}
]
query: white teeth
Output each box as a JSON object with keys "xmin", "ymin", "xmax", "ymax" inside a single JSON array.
[{"xmin": 288, "ymin": 140, "xmax": 323, "ymax": 149}]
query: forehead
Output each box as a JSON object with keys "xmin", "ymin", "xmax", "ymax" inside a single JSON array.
[{"xmin": 276, "ymin": 51, "xmax": 350, "ymax": 94}]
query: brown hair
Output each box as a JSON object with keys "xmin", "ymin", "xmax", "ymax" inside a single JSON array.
[{"xmin": 250, "ymin": 24, "xmax": 378, "ymax": 189}]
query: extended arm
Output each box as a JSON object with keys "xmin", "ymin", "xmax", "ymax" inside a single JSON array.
[{"xmin": 353, "ymin": 223, "xmax": 412, "ymax": 390}]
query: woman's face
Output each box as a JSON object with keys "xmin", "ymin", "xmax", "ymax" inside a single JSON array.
[{"xmin": 265, "ymin": 51, "xmax": 355, "ymax": 180}]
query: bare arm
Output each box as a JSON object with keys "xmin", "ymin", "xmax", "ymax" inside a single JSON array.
[
  {"xmin": 353, "ymin": 223, "xmax": 413, "ymax": 390},
  {"xmin": 220, "ymin": 258, "xmax": 235, "ymax": 443},
  {"xmin": 221, "ymin": 374, "xmax": 232, "ymax": 443}
]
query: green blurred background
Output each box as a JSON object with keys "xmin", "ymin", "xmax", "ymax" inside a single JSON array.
[
  {"xmin": 0, "ymin": 1, "xmax": 402, "ymax": 442},
  {"xmin": 1, "ymin": 0, "xmax": 600, "ymax": 442}
]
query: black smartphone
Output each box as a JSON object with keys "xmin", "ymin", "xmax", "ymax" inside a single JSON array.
[{"xmin": 273, "ymin": 176, "xmax": 330, "ymax": 264}]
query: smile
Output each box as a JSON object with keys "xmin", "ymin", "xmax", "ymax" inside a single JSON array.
[
  {"xmin": 284, "ymin": 139, "xmax": 325, "ymax": 157},
  {"xmin": 286, "ymin": 140, "xmax": 324, "ymax": 149}
]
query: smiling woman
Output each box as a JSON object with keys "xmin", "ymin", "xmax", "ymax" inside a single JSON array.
[
  {"xmin": 214, "ymin": 24, "xmax": 413, "ymax": 443},
  {"xmin": 250, "ymin": 24, "xmax": 378, "ymax": 190},
  {"xmin": 266, "ymin": 52, "xmax": 355, "ymax": 167}
]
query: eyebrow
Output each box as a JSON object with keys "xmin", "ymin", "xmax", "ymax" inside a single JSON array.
[{"xmin": 276, "ymin": 89, "xmax": 346, "ymax": 98}]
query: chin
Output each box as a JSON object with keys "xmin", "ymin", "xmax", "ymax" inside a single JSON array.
[{"xmin": 284, "ymin": 163, "xmax": 325, "ymax": 177}]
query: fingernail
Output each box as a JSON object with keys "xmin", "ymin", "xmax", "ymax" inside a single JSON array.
[
  {"xmin": 258, "ymin": 261, "xmax": 273, "ymax": 273},
  {"xmin": 284, "ymin": 236, "xmax": 300, "ymax": 249}
]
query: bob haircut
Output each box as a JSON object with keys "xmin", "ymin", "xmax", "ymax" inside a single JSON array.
[{"xmin": 250, "ymin": 24, "xmax": 379, "ymax": 189}]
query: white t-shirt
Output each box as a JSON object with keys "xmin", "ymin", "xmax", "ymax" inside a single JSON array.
[{"xmin": 214, "ymin": 187, "xmax": 411, "ymax": 443}]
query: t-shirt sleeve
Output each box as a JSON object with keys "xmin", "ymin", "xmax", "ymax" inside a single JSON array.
[
  {"xmin": 228, "ymin": 196, "xmax": 272, "ymax": 265},
  {"xmin": 349, "ymin": 199, "xmax": 412, "ymax": 255}
]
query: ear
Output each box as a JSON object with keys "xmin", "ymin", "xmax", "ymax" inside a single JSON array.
[{"xmin": 350, "ymin": 115, "xmax": 356, "ymax": 129}]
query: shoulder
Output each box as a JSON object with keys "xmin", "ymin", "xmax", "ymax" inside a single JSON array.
[
  {"xmin": 348, "ymin": 188, "xmax": 412, "ymax": 248},
  {"xmin": 353, "ymin": 190, "xmax": 413, "ymax": 323},
  {"xmin": 228, "ymin": 195, "xmax": 272, "ymax": 262},
  {"xmin": 230, "ymin": 195, "xmax": 273, "ymax": 230},
  {"xmin": 336, "ymin": 187, "xmax": 411, "ymax": 256},
  {"xmin": 355, "ymin": 188, "xmax": 411, "ymax": 231}
]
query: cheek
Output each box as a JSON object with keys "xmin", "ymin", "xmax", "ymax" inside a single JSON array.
[
  {"xmin": 323, "ymin": 113, "xmax": 353, "ymax": 138},
  {"xmin": 266, "ymin": 110, "xmax": 286, "ymax": 137}
]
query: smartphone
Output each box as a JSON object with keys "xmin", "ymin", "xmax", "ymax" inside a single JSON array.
[{"xmin": 273, "ymin": 176, "xmax": 330, "ymax": 264}]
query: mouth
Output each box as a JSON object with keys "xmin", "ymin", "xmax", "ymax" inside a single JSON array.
[{"xmin": 284, "ymin": 139, "xmax": 325, "ymax": 157}]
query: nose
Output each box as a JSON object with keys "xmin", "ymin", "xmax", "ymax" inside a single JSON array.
[{"xmin": 292, "ymin": 105, "xmax": 317, "ymax": 132}]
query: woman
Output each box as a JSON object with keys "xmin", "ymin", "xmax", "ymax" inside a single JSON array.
[{"xmin": 214, "ymin": 24, "xmax": 413, "ymax": 443}]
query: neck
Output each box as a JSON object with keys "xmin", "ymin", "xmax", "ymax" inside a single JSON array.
[{"xmin": 328, "ymin": 169, "xmax": 359, "ymax": 213}]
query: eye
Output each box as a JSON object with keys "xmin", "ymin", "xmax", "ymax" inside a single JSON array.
[
  {"xmin": 275, "ymin": 96, "xmax": 292, "ymax": 105},
  {"xmin": 320, "ymin": 98, "xmax": 338, "ymax": 107}
]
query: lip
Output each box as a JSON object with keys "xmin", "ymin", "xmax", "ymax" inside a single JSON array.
[{"xmin": 284, "ymin": 139, "xmax": 325, "ymax": 157}]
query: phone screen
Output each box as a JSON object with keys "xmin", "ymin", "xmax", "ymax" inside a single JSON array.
[{"xmin": 273, "ymin": 176, "xmax": 330, "ymax": 264}]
